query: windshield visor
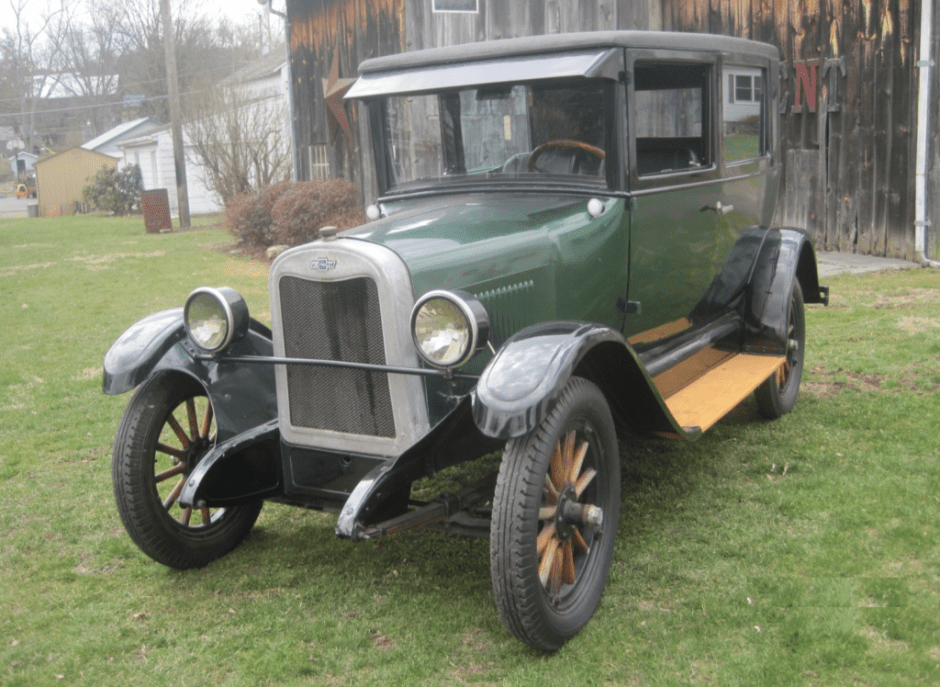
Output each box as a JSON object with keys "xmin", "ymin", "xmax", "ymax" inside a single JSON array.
[{"xmin": 379, "ymin": 79, "xmax": 613, "ymax": 193}]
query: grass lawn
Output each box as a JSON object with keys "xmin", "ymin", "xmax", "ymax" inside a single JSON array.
[{"xmin": 1, "ymin": 215, "xmax": 938, "ymax": 686}]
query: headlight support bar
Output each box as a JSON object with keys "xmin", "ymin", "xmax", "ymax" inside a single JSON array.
[{"xmin": 194, "ymin": 353, "xmax": 480, "ymax": 381}]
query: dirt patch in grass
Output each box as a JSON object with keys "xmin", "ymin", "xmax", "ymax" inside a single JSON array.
[
  {"xmin": 862, "ymin": 626, "xmax": 910, "ymax": 653},
  {"xmin": 896, "ymin": 316, "xmax": 940, "ymax": 335},
  {"xmin": 872, "ymin": 289, "xmax": 940, "ymax": 309},
  {"xmin": 68, "ymin": 251, "xmax": 166, "ymax": 268},
  {"xmin": 804, "ymin": 365, "xmax": 940, "ymax": 397},
  {"xmin": 370, "ymin": 632, "xmax": 396, "ymax": 650},
  {"xmin": 0, "ymin": 262, "xmax": 54, "ymax": 277},
  {"xmin": 803, "ymin": 367, "xmax": 883, "ymax": 397}
]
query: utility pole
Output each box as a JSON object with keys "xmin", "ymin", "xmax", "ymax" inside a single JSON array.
[{"xmin": 160, "ymin": 0, "xmax": 191, "ymax": 228}]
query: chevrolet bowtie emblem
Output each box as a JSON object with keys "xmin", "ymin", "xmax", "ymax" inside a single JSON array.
[{"xmin": 313, "ymin": 258, "xmax": 337, "ymax": 271}]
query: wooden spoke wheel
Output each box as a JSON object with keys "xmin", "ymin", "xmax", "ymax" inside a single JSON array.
[
  {"xmin": 755, "ymin": 280, "xmax": 806, "ymax": 419},
  {"xmin": 490, "ymin": 377, "xmax": 620, "ymax": 651},
  {"xmin": 112, "ymin": 373, "xmax": 261, "ymax": 569}
]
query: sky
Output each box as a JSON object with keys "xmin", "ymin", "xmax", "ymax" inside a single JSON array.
[{"xmin": 0, "ymin": 0, "xmax": 286, "ymax": 36}]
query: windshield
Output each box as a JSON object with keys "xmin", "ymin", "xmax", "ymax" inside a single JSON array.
[{"xmin": 380, "ymin": 79, "xmax": 611, "ymax": 193}]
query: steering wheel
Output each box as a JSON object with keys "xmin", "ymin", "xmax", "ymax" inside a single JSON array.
[{"xmin": 527, "ymin": 139, "xmax": 606, "ymax": 174}]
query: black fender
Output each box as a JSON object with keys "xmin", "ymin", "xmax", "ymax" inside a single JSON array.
[
  {"xmin": 744, "ymin": 227, "xmax": 827, "ymax": 355},
  {"xmin": 178, "ymin": 419, "xmax": 282, "ymax": 508},
  {"xmin": 336, "ymin": 394, "xmax": 502, "ymax": 539},
  {"xmin": 471, "ymin": 322, "xmax": 695, "ymax": 441},
  {"xmin": 103, "ymin": 308, "xmax": 278, "ymax": 443}
]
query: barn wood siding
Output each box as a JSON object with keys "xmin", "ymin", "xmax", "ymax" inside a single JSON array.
[
  {"xmin": 662, "ymin": 0, "xmax": 920, "ymax": 259},
  {"xmin": 288, "ymin": 0, "xmax": 405, "ymax": 201},
  {"xmin": 287, "ymin": 0, "xmax": 651, "ymax": 202}
]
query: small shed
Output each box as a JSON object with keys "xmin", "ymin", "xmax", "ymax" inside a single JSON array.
[
  {"xmin": 8, "ymin": 151, "xmax": 38, "ymax": 179},
  {"xmin": 34, "ymin": 147, "xmax": 116, "ymax": 216}
]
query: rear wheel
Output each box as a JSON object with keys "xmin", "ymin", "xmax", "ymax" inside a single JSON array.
[
  {"xmin": 755, "ymin": 279, "xmax": 805, "ymax": 419},
  {"xmin": 490, "ymin": 377, "xmax": 620, "ymax": 651},
  {"xmin": 112, "ymin": 373, "xmax": 261, "ymax": 569}
]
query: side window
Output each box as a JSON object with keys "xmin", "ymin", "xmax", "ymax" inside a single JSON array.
[
  {"xmin": 634, "ymin": 62, "xmax": 711, "ymax": 176},
  {"xmin": 722, "ymin": 66, "xmax": 766, "ymax": 164}
]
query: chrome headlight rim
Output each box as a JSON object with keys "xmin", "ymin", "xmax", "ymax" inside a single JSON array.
[
  {"xmin": 410, "ymin": 289, "xmax": 489, "ymax": 369},
  {"xmin": 183, "ymin": 286, "xmax": 249, "ymax": 353}
]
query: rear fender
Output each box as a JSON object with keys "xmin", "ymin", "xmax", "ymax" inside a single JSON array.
[
  {"xmin": 745, "ymin": 228, "xmax": 826, "ymax": 354},
  {"xmin": 103, "ymin": 309, "xmax": 277, "ymax": 443},
  {"xmin": 471, "ymin": 322, "xmax": 690, "ymax": 441}
]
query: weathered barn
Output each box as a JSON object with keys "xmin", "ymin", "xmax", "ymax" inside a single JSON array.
[{"xmin": 284, "ymin": 0, "xmax": 939, "ymax": 262}]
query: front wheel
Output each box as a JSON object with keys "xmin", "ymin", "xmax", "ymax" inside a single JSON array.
[
  {"xmin": 112, "ymin": 373, "xmax": 262, "ymax": 569},
  {"xmin": 755, "ymin": 279, "xmax": 806, "ymax": 418},
  {"xmin": 490, "ymin": 377, "xmax": 620, "ymax": 651}
]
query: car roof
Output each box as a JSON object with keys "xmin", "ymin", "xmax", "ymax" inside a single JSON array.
[{"xmin": 357, "ymin": 30, "xmax": 779, "ymax": 75}]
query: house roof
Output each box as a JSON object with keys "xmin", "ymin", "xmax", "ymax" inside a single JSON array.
[
  {"xmin": 34, "ymin": 146, "xmax": 117, "ymax": 167},
  {"xmin": 118, "ymin": 124, "xmax": 172, "ymax": 149},
  {"xmin": 81, "ymin": 117, "xmax": 163, "ymax": 153},
  {"xmin": 221, "ymin": 48, "xmax": 287, "ymax": 86}
]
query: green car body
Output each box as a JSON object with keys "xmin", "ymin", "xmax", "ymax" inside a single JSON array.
[{"xmin": 104, "ymin": 30, "xmax": 827, "ymax": 652}]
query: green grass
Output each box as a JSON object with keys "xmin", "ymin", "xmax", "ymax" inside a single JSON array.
[{"xmin": 1, "ymin": 215, "xmax": 938, "ymax": 685}]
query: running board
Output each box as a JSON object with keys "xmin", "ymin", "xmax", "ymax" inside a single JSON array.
[{"xmin": 662, "ymin": 353, "xmax": 785, "ymax": 434}]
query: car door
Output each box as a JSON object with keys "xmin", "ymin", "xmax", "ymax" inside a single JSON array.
[
  {"xmin": 623, "ymin": 49, "xmax": 725, "ymax": 342},
  {"xmin": 717, "ymin": 55, "xmax": 779, "ymax": 236}
]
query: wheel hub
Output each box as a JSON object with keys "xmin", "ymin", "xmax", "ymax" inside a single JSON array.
[
  {"xmin": 183, "ymin": 437, "xmax": 210, "ymax": 473},
  {"xmin": 555, "ymin": 486, "xmax": 603, "ymax": 542}
]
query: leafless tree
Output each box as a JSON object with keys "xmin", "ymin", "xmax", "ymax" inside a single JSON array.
[
  {"xmin": 0, "ymin": 0, "xmax": 70, "ymax": 154},
  {"xmin": 184, "ymin": 80, "xmax": 291, "ymax": 204},
  {"xmin": 57, "ymin": 0, "xmax": 126, "ymax": 138}
]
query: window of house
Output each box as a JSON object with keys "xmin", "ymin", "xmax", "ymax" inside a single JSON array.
[{"xmin": 729, "ymin": 73, "xmax": 762, "ymax": 103}]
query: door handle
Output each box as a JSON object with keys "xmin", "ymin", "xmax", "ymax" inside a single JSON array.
[{"xmin": 700, "ymin": 201, "xmax": 735, "ymax": 215}]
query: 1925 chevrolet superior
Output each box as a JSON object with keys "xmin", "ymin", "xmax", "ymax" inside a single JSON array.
[{"xmin": 104, "ymin": 31, "xmax": 829, "ymax": 650}]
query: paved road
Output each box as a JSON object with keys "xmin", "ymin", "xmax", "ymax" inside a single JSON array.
[{"xmin": 0, "ymin": 196, "xmax": 37, "ymax": 218}]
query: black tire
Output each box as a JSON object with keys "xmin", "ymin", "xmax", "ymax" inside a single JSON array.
[
  {"xmin": 755, "ymin": 279, "xmax": 806, "ymax": 419},
  {"xmin": 112, "ymin": 373, "xmax": 262, "ymax": 569},
  {"xmin": 490, "ymin": 377, "xmax": 620, "ymax": 651}
]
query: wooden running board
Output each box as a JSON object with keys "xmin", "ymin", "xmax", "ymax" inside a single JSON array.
[{"xmin": 663, "ymin": 353, "xmax": 785, "ymax": 433}]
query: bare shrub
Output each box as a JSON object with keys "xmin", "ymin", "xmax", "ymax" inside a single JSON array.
[
  {"xmin": 224, "ymin": 180, "xmax": 294, "ymax": 248},
  {"xmin": 185, "ymin": 83, "xmax": 291, "ymax": 205},
  {"xmin": 270, "ymin": 179, "xmax": 366, "ymax": 247}
]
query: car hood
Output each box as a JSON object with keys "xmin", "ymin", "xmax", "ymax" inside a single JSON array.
[{"xmin": 341, "ymin": 192, "xmax": 617, "ymax": 298}]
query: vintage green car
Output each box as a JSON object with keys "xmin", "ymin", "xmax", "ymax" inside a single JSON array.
[{"xmin": 104, "ymin": 31, "xmax": 828, "ymax": 651}]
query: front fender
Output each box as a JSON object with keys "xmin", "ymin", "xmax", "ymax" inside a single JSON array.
[
  {"xmin": 103, "ymin": 308, "xmax": 186, "ymax": 395},
  {"xmin": 103, "ymin": 310, "xmax": 278, "ymax": 443},
  {"xmin": 472, "ymin": 321, "xmax": 690, "ymax": 440}
]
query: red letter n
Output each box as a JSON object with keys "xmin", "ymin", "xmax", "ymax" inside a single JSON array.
[{"xmin": 793, "ymin": 62, "xmax": 818, "ymax": 113}]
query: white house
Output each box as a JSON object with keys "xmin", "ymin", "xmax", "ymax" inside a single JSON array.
[
  {"xmin": 119, "ymin": 125, "xmax": 221, "ymax": 216},
  {"xmin": 81, "ymin": 117, "xmax": 164, "ymax": 165},
  {"xmin": 117, "ymin": 49, "xmax": 292, "ymax": 217}
]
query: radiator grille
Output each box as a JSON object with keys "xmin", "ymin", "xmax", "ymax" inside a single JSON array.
[{"xmin": 279, "ymin": 275, "xmax": 396, "ymax": 437}]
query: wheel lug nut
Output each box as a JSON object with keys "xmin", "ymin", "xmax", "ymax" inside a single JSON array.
[{"xmin": 581, "ymin": 505, "xmax": 603, "ymax": 527}]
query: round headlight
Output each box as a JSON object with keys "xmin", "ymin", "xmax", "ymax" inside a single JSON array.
[
  {"xmin": 411, "ymin": 290, "xmax": 489, "ymax": 369},
  {"xmin": 184, "ymin": 287, "xmax": 249, "ymax": 353}
]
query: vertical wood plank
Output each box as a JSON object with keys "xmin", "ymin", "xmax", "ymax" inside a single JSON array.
[{"xmin": 886, "ymin": 0, "xmax": 915, "ymax": 258}]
